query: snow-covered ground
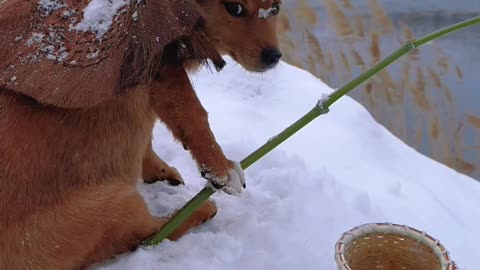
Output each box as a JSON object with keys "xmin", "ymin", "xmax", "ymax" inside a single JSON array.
[{"xmin": 95, "ymin": 60, "xmax": 480, "ymax": 270}]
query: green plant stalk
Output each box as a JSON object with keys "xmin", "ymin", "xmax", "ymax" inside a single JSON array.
[{"xmin": 145, "ymin": 16, "xmax": 480, "ymax": 246}]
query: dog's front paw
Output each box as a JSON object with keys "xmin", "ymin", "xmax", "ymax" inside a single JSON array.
[{"xmin": 201, "ymin": 160, "xmax": 246, "ymax": 195}]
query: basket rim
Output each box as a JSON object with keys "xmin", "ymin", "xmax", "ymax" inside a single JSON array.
[{"xmin": 334, "ymin": 223, "xmax": 456, "ymax": 270}]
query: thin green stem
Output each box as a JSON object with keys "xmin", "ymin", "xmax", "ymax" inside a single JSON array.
[
  {"xmin": 324, "ymin": 43, "xmax": 414, "ymax": 108},
  {"xmin": 145, "ymin": 187, "xmax": 215, "ymax": 245},
  {"xmin": 413, "ymin": 16, "xmax": 480, "ymax": 47},
  {"xmin": 145, "ymin": 16, "xmax": 480, "ymax": 246},
  {"xmin": 241, "ymin": 107, "xmax": 323, "ymax": 169}
]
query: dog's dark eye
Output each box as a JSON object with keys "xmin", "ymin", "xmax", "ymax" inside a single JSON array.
[
  {"xmin": 271, "ymin": 3, "xmax": 280, "ymax": 15},
  {"xmin": 224, "ymin": 2, "xmax": 247, "ymax": 17}
]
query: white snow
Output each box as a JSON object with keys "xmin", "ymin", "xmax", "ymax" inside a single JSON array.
[
  {"xmin": 25, "ymin": 31, "xmax": 68, "ymax": 63},
  {"xmin": 38, "ymin": 0, "xmax": 66, "ymax": 16},
  {"xmin": 26, "ymin": 33, "xmax": 45, "ymax": 46},
  {"xmin": 94, "ymin": 59, "xmax": 480, "ymax": 270},
  {"xmin": 317, "ymin": 93, "xmax": 331, "ymax": 114},
  {"xmin": 87, "ymin": 50, "xmax": 100, "ymax": 59},
  {"xmin": 70, "ymin": 0, "xmax": 130, "ymax": 38},
  {"xmin": 131, "ymin": 10, "xmax": 138, "ymax": 21},
  {"xmin": 62, "ymin": 8, "xmax": 76, "ymax": 18},
  {"xmin": 258, "ymin": 7, "xmax": 274, "ymax": 19}
]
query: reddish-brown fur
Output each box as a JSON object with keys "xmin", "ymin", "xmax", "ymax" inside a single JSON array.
[{"xmin": 0, "ymin": 0, "xmax": 280, "ymax": 269}]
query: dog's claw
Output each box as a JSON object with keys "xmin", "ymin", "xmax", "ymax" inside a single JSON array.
[
  {"xmin": 144, "ymin": 167, "xmax": 185, "ymax": 186},
  {"xmin": 144, "ymin": 177, "xmax": 185, "ymax": 186},
  {"xmin": 165, "ymin": 177, "xmax": 185, "ymax": 186},
  {"xmin": 210, "ymin": 180, "xmax": 225, "ymax": 190},
  {"xmin": 202, "ymin": 161, "xmax": 245, "ymax": 196}
]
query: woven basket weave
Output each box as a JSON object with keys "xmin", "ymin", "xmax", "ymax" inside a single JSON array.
[{"xmin": 335, "ymin": 223, "xmax": 457, "ymax": 270}]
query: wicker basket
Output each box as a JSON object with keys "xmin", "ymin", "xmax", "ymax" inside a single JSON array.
[{"xmin": 335, "ymin": 223, "xmax": 457, "ymax": 270}]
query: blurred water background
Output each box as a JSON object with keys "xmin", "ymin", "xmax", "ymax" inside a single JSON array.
[{"xmin": 281, "ymin": 0, "xmax": 480, "ymax": 181}]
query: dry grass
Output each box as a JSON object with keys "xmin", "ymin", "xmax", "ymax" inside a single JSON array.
[
  {"xmin": 320, "ymin": 0, "xmax": 354, "ymax": 37},
  {"xmin": 435, "ymin": 46, "xmax": 450, "ymax": 73},
  {"xmin": 427, "ymin": 67, "xmax": 443, "ymax": 89},
  {"xmin": 351, "ymin": 48, "xmax": 366, "ymax": 67},
  {"xmin": 278, "ymin": 0, "xmax": 480, "ymax": 180},
  {"xmin": 367, "ymin": 0, "xmax": 394, "ymax": 34},
  {"xmin": 429, "ymin": 117, "xmax": 440, "ymax": 140},
  {"xmin": 411, "ymin": 67, "xmax": 432, "ymax": 112},
  {"xmin": 340, "ymin": 0, "xmax": 353, "ymax": 9},
  {"xmin": 296, "ymin": 0, "xmax": 318, "ymax": 26},
  {"xmin": 369, "ymin": 32, "xmax": 382, "ymax": 64},
  {"xmin": 466, "ymin": 115, "xmax": 480, "ymax": 129},
  {"xmin": 455, "ymin": 65, "xmax": 464, "ymax": 80}
]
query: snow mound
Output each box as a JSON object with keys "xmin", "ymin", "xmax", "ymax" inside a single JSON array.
[{"xmin": 94, "ymin": 59, "xmax": 480, "ymax": 270}]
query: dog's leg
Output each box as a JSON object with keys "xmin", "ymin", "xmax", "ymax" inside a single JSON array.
[
  {"xmin": 80, "ymin": 185, "xmax": 217, "ymax": 268},
  {"xmin": 159, "ymin": 199, "xmax": 218, "ymax": 241},
  {"xmin": 150, "ymin": 67, "xmax": 245, "ymax": 195},
  {"xmin": 142, "ymin": 140, "xmax": 184, "ymax": 186}
]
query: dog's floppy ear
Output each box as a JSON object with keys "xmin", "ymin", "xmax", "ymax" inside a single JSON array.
[
  {"xmin": 0, "ymin": 0, "xmax": 223, "ymax": 109},
  {"xmin": 119, "ymin": 0, "xmax": 226, "ymax": 89}
]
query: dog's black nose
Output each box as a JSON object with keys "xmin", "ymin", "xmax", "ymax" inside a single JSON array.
[{"xmin": 261, "ymin": 48, "xmax": 282, "ymax": 67}]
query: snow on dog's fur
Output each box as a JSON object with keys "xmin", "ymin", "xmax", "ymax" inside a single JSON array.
[{"xmin": 0, "ymin": 0, "xmax": 281, "ymax": 269}]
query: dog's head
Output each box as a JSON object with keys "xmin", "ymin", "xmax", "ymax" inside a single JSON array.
[{"xmin": 196, "ymin": 0, "xmax": 282, "ymax": 72}]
